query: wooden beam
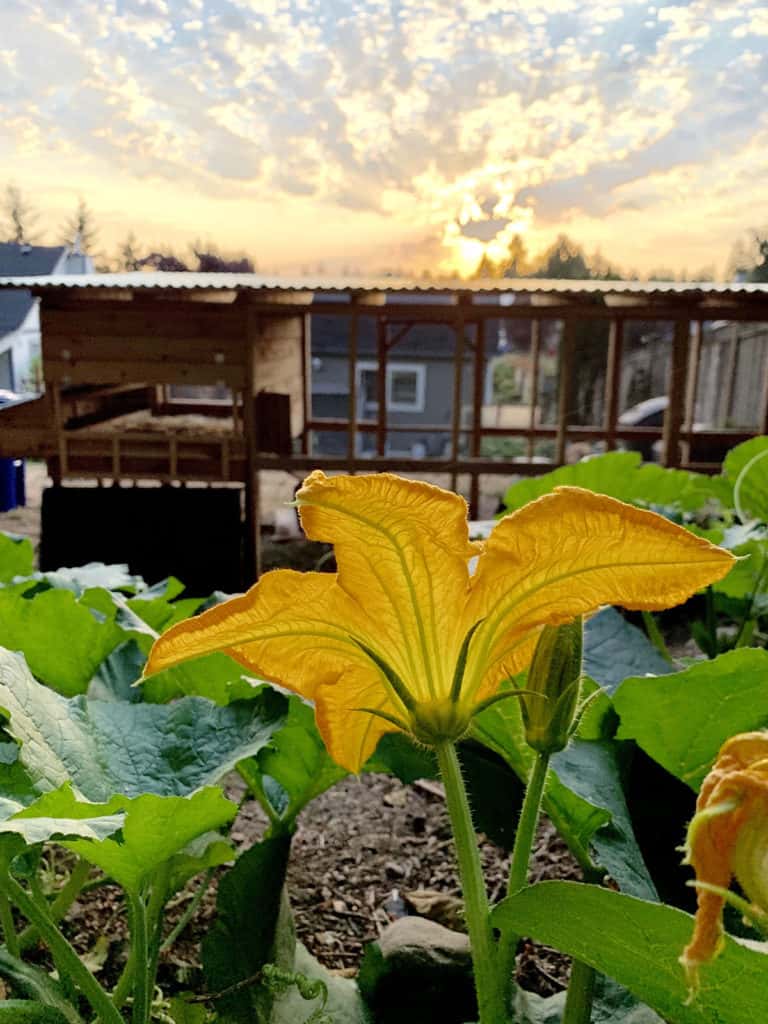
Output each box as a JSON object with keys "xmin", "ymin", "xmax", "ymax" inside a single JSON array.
[
  {"xmin": 555, "ymin": 320, "xmax": 575, "ymax": 465},
  {"xmin": 301, "ymin": 313, "xmax": 311, "ymax": 455},
  {"xmin": 603, "ymin": 318, "xmax": 623, "ymax": 450},
  {"xmin": 376, "ymin": 315, "xmax": 387, "ymax": 457},
  {"xmin": 450, "ymin": 304, "xmax": 466, "ymax": 491},
  {"xmin": 527, "ymin": 319, "xmax": 541, "ymax": 459},
  {"xmin": 469, "ymin": 319, "xmax": 485, "ymax": 517},
  {"xmin": 661, "ymin": 319, "xmax": 690, "ymax": 468},
  {"xmin": 348, "ymin": 305, "xmax": 359, "ymax": 465},
  {"xmin": 682, "ymin": 320, "xmax": 702, "ymax": 464},
  {"xmin": 243, "ymin": 308, "xmax": 261, "ymax": 582}
]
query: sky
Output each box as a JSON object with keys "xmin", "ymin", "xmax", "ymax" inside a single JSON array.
[{"xmin": 0, "ymin": 0, "xmax": 767, "ymax": 278}]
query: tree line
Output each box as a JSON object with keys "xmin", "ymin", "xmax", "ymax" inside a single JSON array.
[
  {"xmin": 3, "ymin": 182, "xmax": 766, "ymax": 282},
  {"xmin": 0, "ymin": 185, "xmax": 255, "ymax": 273}
]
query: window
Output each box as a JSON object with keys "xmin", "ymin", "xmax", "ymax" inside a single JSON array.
[{"xmin": 356, "ymin": 362, "xmax": 426, "ymax": 415}]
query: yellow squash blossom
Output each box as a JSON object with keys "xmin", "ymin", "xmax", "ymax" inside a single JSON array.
[
  {"xmin": 144, "ymin": 472, "xmax": 733, "ymax": 772},
  {"xmin": 681, "ymin": 731, "xmax": 768, "ymax": 990}
]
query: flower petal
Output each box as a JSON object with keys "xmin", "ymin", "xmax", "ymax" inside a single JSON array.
[
  {"xmin": 315, "ymin": 665, "xmax": 401, "ymax": 772},
  {"xmin": 144, "ymin": 569, "xmax": 403, "ymax": 769},
  {"xmin": 297, "ymin": 471, "xmax": 474, "ymax": 702},
  {"xmin": 464, "ymin": 487, "xmax": 735, "ymax": 699}
]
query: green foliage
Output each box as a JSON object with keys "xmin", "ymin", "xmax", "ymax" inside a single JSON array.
[
  {"xmin": 614, "ymin": 649, "xmax": 768, "ymax": 790},
  {"xmin": 493, "ymin": 882, "xmax": 768, "ymax": 1024},
  {"xmin": 0, "ymin": 1002, "xmax": 72, "ymax": 1023},
  {"xmin": 0, "ymin": 535, "xmax": 34, "ymax": 584},
  {"xmin": 202, "ymin": 833, "xmax": 292, "ymax": 1024},
  {"xmin": 472, "ymin": 688, "xmax": 656, "ymax": 898},
  {"xmin": 724, "ymin": 436, "xmax": 768, "ymax": 523},
  {"xmin": 500, "ymin": 451, "xmax": 728, "ymax": 515},
  {"xmin": 0, "ymin": 648, "xmax": 284, "ymax": 800},
  {"xmin": 65, "ymin": 789, "xmax": 236, "ymax": 893}
]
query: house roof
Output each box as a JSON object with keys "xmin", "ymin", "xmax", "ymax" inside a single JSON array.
[
  {"xmin": 0, "ymin": 243, "xmax": 67, "ymax": 277},
  {"xmin": 0, "ymin": 290, "xmax": 34, "ymax": 337}
]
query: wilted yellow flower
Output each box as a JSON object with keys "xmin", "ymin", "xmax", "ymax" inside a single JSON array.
[
  {"xmin": 145, "ymin": 472, "xmax": 733, "ymax": 772},
  {"xmin": 681, "ymin": 731, "xmax": 768, "ymax": 990}
]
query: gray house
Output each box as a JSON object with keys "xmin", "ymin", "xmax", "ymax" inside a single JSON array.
[
  {"xmin": 0, "ymin": 243, "xmax": 94, "ymax": 393},
  {"xmin": 310, "ymin": 299, "xmax": 560, "ymax": 458}
]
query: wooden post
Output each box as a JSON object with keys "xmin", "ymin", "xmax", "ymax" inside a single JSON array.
[
  {"xmin": 683, "ymin": 320, "xmax": 702, "ymax": 464},
  {"xmin": 376, "ymin": 315, "xmax": 387, "ymax": 457},
  {"xmin": 555, "ymin": 319, "xmax": 575, "ymax": 465},
  {"xmin": 603, "ymin": 318, "xmax": 623, "ymax": 451},
  {"xmin": 717, "ymin": 323, "xmax": 739, "ymax": 429},
  {"xmin": 243, "ymin": 304, "xmax": 262, "ymax": 582},
  {"xmin": 662, "ymin": 319, "xmax": 690, "ymax": 468},
  {"xmin": 450, "ymin": 301, "xmax": 466, "ymax": 492},
  {"xmin": 469, "ymin": 319, "xmax": 485, "ymax": 517},
  {"xmin": 527, "ymin": 319, "xmax": 541, "ymax": 460},
  {"xmin": 348, "ymin": 303, "xmax": 359, "ymax": 465},
  {"xmin": 301, "ymin": 312, "xmax": 312, "ymax": 455}
]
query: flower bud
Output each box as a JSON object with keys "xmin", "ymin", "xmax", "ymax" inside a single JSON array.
[
  {"xmin": 520, "ymin": 617, "xmax": 583, "ymax": 754},
  {"xmin": 681, "ymin": 731, "xmax": 768, "ymax": 992}
]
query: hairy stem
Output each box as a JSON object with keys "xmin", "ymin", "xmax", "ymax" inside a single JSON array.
[
  {"xmin": 499, "ymin": 751, "xmax": 550, "ymax": 1008},
  {"xmin": 129, "ymin": 893, "xmax": 150, "ymax": 1024},
  {"xmin": 435, "ymin": 741, "xmax": 505, "ymax": 1024},
  {"xmin": 562, "ymin": 958, "xmax": 596, "ymax": 1024},
  {"xmin": 641, "ymin": 610, "xmax": 673, "ymax": 663},
  {"xmin": 2, "ymin": 872, "xmax": 122, "ymax": 1024},
  {"xmin": 161, "ymin": 869, "xmax": 214, "ymax": 952},
  {"xmin": 0, "ymin": 892, "xmax": 18, "ymax": 958}
]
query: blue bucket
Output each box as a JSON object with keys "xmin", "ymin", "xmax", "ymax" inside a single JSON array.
[{"xmin": 0, "ymin": 458, "xmax": 17, "ymax": 513}]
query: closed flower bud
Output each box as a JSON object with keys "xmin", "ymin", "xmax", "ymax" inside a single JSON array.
[{"xmin": 520, "ymin": 617, "xmax": 583, "ymax": 754}]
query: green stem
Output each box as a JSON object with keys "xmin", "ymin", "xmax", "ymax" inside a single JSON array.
[
  {"xmin": 0, "ymin": 892, "xmax": 19, "ymax": 957},
  {"xmin": 129, "ymin": 894, "xmax": 151, "ymax": 1024},
  {"xmin": 50, "ymin": 859, "xmax": 91, "ymax": 922},
  {"xmin": 2, "ymin": 873, "xmax": 122, "ymax": 1024},
  {"xmin": 508, "ymin": 752, "xmax": 550, "ymax": 895},
  {"xmin": 160, "ymin": 869, "xmax": 213, "ymax": 952},
  {"xmin": 434, "ymin": 741, "xmax": 505, "ymax": 1024},
  {"xmin": 705, "ymin": 585, "xmax": 718, "ymax": 659},
  {"xmin": 640, "ymin": 610, "xmax": 673, "ymax": 663},
  {"xmin": 499, "ymin": 751, "xmax": 550, "ymax": 1010},
  {"xmin": 562, "ymin": 958, "xmax": 596, "ymax": 1024},
  {"xmin": 112, "ymin": 946, "xmax": 136, "ymax": 1011}
]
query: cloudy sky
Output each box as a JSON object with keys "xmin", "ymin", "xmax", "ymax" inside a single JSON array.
[{"xmin": 1, "ymin": 0, "xmax": 766, "ymax": 276}]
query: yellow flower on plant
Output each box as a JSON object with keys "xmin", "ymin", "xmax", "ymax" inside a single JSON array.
[
  {"xmin": 681, "ymin": 731, "xmax": 768, "ymax": 991},
  {"xmin": 144, "ymin": 472, "xmax": 734, "ymax": 772}
]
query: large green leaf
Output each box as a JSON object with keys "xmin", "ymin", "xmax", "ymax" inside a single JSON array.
[
  {"xmin": 501, "ymin": 452, "xmax": 727, "ymax": 514},
  {"xmin": 66, "ymin": 788, "xmax": 236, "ymax": 893},
  {"xmin": 140, "ymin": 652, "xmax": 259, "ymax": 706},
  {"xmin": 0, "ymin": 589, "xmax": 126, "ymax": 696},
  {"xmin": 202, "ymin": 833, "xmax": 292, "ymax": 1024},
  {"xmin": 254, "ymin": 697, "xmax": 347, "ymax": 821},
  {"xmin": 584, "ymin": 608, "xmax": 672, "ymax": 693},
  {"xmin": 614, "ymin": 649, "xmax": 768, "ymax": 791},
  {"xmin": 0, "ymin": 534, "xmax": 34, "ymax": 584},
  {"xmin": 472, "ymin": 695, "xmax": 655, "ymax": 898},
  {"xmin": 0, "ymin": 649, "xmax": 285, "ymax": 801},
  {"xmin": 20, "ymin": 563, "xmax": 146, "ymax": 596},
  {"xmin": 493, "ymin": 882, "xmax": 768, "ymax": 1024},
  {"xmin": 0, "ymin": 785, "xmax": 124, "ymax": 843},
  {"xmin": 723, "ymin": 436, "xmax": 768, "ymax": 523}
]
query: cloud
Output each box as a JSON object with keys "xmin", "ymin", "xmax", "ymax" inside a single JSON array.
[{"xmin": 0, "ymin": 0, "xmax": 766, "ymax": 273}]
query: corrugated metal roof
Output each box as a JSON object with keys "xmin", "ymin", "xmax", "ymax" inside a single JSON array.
[{"xmin": 0, "ymin": 271, "xmax": 767, "ymax": 298}]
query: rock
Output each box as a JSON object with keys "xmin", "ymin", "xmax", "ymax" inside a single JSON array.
[{"xmin": 363, "ymin": 916, "xmax": 477, "ymax": 1024}]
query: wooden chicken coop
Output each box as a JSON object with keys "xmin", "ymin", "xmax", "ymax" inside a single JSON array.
[{"xmin": 1, "ymin": 273, "xmax": 768, "ymax": 589}]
